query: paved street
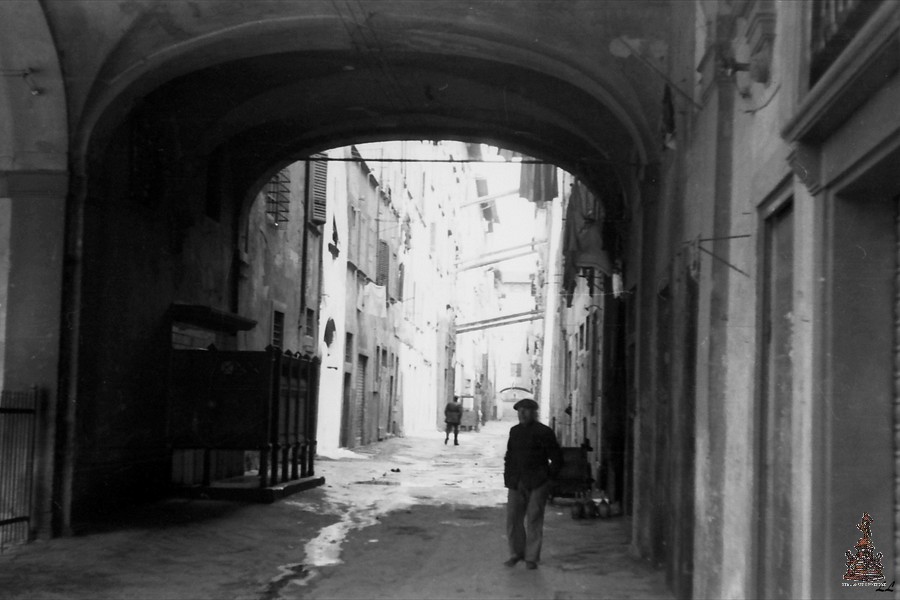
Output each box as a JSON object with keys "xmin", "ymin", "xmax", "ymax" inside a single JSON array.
[{"xmin": 0, "ymin": 422, "xmax": 671, "ymax": 599}]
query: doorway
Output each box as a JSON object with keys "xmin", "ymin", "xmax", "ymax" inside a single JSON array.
[
  {"xmin": 340, "ymin": 372, "xmax": 352, "ymax": 448},
  {"xmin": 757, "ymin": 199, "xmax": 794, "ymax": 599},
  {"xmin": 355, "ymin": 356, "xmax": 368, "ymax": 446}
]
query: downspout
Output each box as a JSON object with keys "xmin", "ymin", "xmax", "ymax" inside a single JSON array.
[
  {"xmin": 55, "ymin": 168, "xmax": 86, "ymax": 537},
  {"xmin": 300, "ymin": 161, "xmax": 313, "ymax": 341},
  {"xmin": 368, "ymin": 170, "xmax": 383, "ymax": 436}
]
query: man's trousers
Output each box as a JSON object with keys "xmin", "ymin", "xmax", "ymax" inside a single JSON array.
[{"xmin": 506, "ymin": 481, "xmax": 550, "ymax": 562}]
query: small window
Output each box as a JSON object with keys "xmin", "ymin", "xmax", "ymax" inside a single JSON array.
[
  {"xmin": 272, "ymin": 311, "xmax": 285, "ymax": 348},
  {"xmin": 345, "ymin": 333, "xmax": 353, "ymax": 363},
  {"xmin": 511, "ymin": 363, "xmax": 522, "ymax": 378},
  {"xmin": 265, "ymin": 169, "xmax": 291, "ymax": 226},
  {"xmin": 579, "ymin": 324, "xmax": 585, "ymax": 350}
]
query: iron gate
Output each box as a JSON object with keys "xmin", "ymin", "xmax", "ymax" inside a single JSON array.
[{"xmin": 0, "ymin": 387, "xmax": 37, "ymax": 552}]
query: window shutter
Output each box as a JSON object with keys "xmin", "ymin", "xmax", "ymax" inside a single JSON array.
[
  {"xmin": 376, "ymin": 240, "xmax": 389, "ymax": 288},
  {"xmin": 309, "ymin": 154, "xmax": 328, "ymax": 225}
]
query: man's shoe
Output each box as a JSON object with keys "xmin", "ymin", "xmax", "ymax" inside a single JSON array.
[
  {"xmin": 503, "ymin": 557, "xmax": 523, "ymax": 567},
  {"xmin": 444, "ymin": 438, "xmax": 448, "ymax": 445},
  {"xmin": 525, "ymin": 561, "xmax": 538, "ymax": 570},
  {"xmin": 454, "ymin": 440, "xmax": 459, "ymax": 446}
]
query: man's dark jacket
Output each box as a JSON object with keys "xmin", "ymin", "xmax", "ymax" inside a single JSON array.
[
  {"xmin": 504, "ymin": 421, "xmax": 563, "ymax": 490},
  {"xmin": 444, "ymin": 401, "xmax": 462, "ymax": 425}
]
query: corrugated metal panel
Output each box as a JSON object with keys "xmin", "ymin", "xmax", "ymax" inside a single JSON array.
[{"xmin": 355, "ymin": 356, "xmax": 367, "ymax": 445}]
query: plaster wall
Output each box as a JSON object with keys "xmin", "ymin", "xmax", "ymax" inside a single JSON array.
[
  {"xmin": 317, "ymin": 149, "xmax": 351, "ymax": 452},
  {"xmin": 238, "ymin": 160, "xmax": 318, "ymax": 354}
]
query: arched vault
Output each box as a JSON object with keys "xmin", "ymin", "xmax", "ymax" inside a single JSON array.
[{"xmin": 38, "ymin": 0, "xmax": 672, "ymax": 203}]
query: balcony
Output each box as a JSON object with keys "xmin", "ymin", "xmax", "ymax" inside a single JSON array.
[{"xmin": 810, "ymin": 0, "xmax": 885, "ymax": 86}]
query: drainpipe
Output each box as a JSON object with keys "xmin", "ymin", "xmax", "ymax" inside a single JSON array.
[
  {"xmin": 300, "ymin": 161, "xmax": 312, "ymax": 344},
  {"xmin": 586, "ymin": 299, "xmax": 602, "ymax": 495},
  {"xmin": 54, "ymin": 169, "xmax": 87, "ymax": 536}
]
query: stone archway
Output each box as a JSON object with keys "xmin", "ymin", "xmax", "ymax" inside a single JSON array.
[{"xmin": 33, "ymin": 0, "xmax": 673, "ymax": 530}]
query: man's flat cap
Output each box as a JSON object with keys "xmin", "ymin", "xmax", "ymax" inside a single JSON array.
[{"xmin": 513, "ymin": 398, "xmax": 538, "ymax": 410}]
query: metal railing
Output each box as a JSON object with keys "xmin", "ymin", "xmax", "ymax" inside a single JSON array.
[
  {"xmin": 0, "ymin": 388, "xmax": 38, "ymax": 553},
  {"xmin": 810, "ymin": 0, "xmax": 884, "ymax": 85}
]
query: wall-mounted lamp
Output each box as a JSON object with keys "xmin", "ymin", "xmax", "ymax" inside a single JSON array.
[
  {"xmin": 720, "ymin": 50, "xmax": 771, "ymax": 86},
  {"xmin": 722, "ymin": 3, "xmax": 776, "ymax": 97}
]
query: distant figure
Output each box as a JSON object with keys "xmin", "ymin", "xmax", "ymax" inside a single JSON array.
[
  {"xmin": 503, "ymin": 398, "xmax": 562, "ymax": 570},
  {"xmin": 444, "ymin": 396, "xmax": 463, "ymax": 445}
]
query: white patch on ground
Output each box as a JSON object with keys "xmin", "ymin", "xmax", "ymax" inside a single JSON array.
[
  {"xmin": 438, "ymin": 520, "xmax": 488, "ymax": 527},
  {"xmin": 316, "ymin": 448, "xmax": 371, "ymax": 460},
  {"xmin": 274, "ymin": 422, "xmax": 512, "ymax": 586},
  {"xmin": 303, "ymin": 519, "xmax": 355, "ymax": 566}
]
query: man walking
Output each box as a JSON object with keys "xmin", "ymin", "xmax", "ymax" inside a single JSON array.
[
  {"xmin": 503, "ymin": 398, "xmax": 562, "ymax": 570},
  {"xmin": 444, "ymin": 395, "xmax": 462, "ymax": 445}
]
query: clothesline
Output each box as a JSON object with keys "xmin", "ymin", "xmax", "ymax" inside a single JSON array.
[
  {"xmin": 304, "ymin": 156, "xmax": 639, "ymax": 166},
  {"xmin": 307, "ymin": 156, "xmax": 552, "ymax": 164}
]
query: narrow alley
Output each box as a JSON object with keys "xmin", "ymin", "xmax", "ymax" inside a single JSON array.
[
  {"xmin": 3, "ymin": 2, "xmax": 900, "ymax": 598},
  {"xmin": 0, "ymin": 423, "xmax": 669, "ymax": 600}
]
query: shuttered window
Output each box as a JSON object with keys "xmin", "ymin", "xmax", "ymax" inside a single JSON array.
[
  {"xmin": 376, "ymin": 240, "xmax": 390, "ymax": 288},
  {"xmin": 345, "ymin": 333, "xmax": 353, "ymax": 363},
  {"xmin": 308, "ymin": 154, "xmax": 328, "ymax": 225}
]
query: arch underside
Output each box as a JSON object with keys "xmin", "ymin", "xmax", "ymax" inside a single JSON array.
[
  {"xmin": 87, "ymin": 49, "xmax": 645, "ymax": 207},
  {"xmin": 48, "ymin": 0, "xmax": 672, "ymax": 215}
]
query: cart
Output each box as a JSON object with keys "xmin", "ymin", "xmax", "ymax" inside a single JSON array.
[
  {"xmin": 457, "ymin": 394, "xmax": 480, "ymax": 431},
  {"xmin": 549, "ymin": 446, "xmax": 593, "ymax": 503}
]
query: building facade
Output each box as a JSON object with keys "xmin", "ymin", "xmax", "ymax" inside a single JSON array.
[
  {"xmin": 316, "ymin": 141, "xmax": 473, "ymax": 449},
  {"xmin": 629, "ymin": 2, "xmax": 900, "ymax": 597}
]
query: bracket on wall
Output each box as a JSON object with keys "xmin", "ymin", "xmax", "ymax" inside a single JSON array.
[
  {"xmin": 683, "ymin": 234, "xmax": 753, "ymax": 278},
  {"xmin": 697, "ymin": 245, "xmax": 751, "ymax": 279}
]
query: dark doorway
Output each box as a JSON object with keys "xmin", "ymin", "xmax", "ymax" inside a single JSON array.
[
  {"xmin": 757, "ymin": 200, "xmax": 794, "ymax": 599},
  {"xmin": 340, "ymin": 373, "xmax": 352, "ymax": 448}
]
